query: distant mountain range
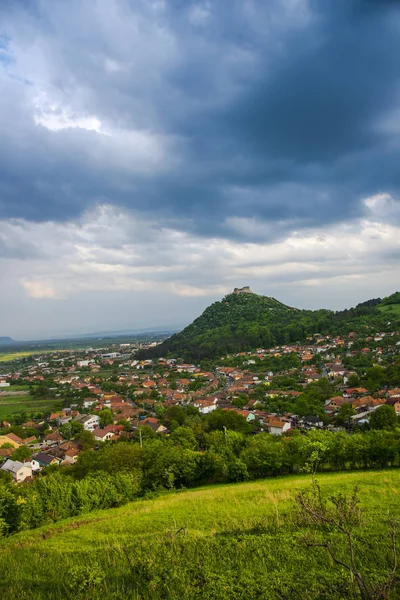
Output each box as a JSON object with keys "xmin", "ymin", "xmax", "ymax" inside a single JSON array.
[
  {"xmin": 46, "ymin": 326, "xmax": 184, "ymax": 340},
  {"xmin": 0, "ymin": 336, "xmax": 15, "ymax": 346},
  {"xmin": 139, "ymin": 288, "xmax": 400, "ymax": 360},
  {"xmin": 0, "ymin": 327, "xmax": 184, "ymax": 346}
]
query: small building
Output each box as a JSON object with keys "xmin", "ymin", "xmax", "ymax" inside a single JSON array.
[
  {"xmin": 0, "ymin": 433, "xmax": 22, "ymax": 448},
  {"xmin": 1, "ymin": 459, "xmax": 32, "ymax": 482},
  {"xmin": 93, "ymin": 429, "xmax": 115, "ymax": 442},
  {"xmin": 63, "ymin": 448, "xmax": 80, "ymax": 464},
  {"xmin": 83, "ymin": 398, "xmax": 99, "ymax": 409},
  {"xmin": 31, "ymin": 452, "xmax": 61, "ymax": 470},
  {"xmin": 74, "ymin": 414, "xmax": 100, "ymax": 431},
  {"xmin": 386, "ymin": 398, "xmax": 400, "ymax": 415},
  {"xmin": 267, "ymin": 417, "xmax": 291, "ymax": 435},
  {"xmin": 77, "ymin": 360, "xmax": 90, "ymax": 368}
]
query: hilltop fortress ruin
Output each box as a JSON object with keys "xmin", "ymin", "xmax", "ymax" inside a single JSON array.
[{"xmin": 232, "ymin": 286, "xmax": 254, "ymax": 295}]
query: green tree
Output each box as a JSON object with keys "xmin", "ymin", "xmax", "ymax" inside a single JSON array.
[
  {"xmin": 335, "ymin": 403, "xmax": 356, "ymax": 427},
  {"xmin": 347, "ymin": 373, "xmax": 359, "ymax": 388},
  {"xmin": 11, "ymin": 445, "xmax": 33, "ymax": 462},
  {"xmin": 170, "ymin": 427, "xmax": 198, "ymax": 450},
  {"xmin": 75, "ymin": 430, "xmax": 95, "ymax": 450},
  {"xmin": 98, "ymin": 409, "xmax": 114, "ymax": 428},
  {"xmin": 369, "ymin": 405, "xmax": 397, "ymax": 430},
  {"xmin": 205, "ymin": 409, "xmax": 252, "ymax": 434}
]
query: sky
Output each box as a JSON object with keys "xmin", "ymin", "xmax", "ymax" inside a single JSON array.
[{"xmin": 1, "ymin": 0, "xmax": 400, "ymax": 340}]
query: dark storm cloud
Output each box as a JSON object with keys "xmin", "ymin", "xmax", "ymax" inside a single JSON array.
[{"xmin": 0, "ymin": 0, "xmax": 400, "ymax": 239}]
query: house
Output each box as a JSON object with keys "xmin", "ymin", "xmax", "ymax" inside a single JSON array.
[
  {"xmin": 1, "ymin": 459, "xmax": 32, "ymax": 482},
  {"xmin": 77, "ymin": 360, "xmax": 90, "ymax": 367},
  {"xmin": 93, "ymin": 428, "xmax": 115, "ymax": 442},
  {"xmin": 74, "ymin": 414, "xmax": 100, "ymax": 431},
  {"xmin": 267, "ymin": 417, "xmax": 291, "ymax": 435},
  {"xmin": 386, "ymin": 398, "xmax": 400, "ymax": 415},
  {"xmin": 44, "ymin": 432, "xmax": 64, "ymax": 446},
  {"xmin": 0, "ymin": 433, "xmax": 22, "ymax": 448},
  {"xmin": 23, "ymin": 436, "xmax": 38, "ymax": 445},
  {"xmin": 223, "ymin": 408, "xmax": 256, "ymax": 422},
  {"xmin": 83, "ymin": 398, "xmax": 99, "ymax": 409},
  {"xmin": 31, "ymin": 452, "xmax": 61, "ymax": 469},
  {"xmin": 343, "ymin": 388, "xmax": 368, "ymax": 398},
  {"xmin": 0, "ymin": 447, "xmax": 13, "ymax": 459},
  {"xmin": 301, "ymin": 415, "xmax": 324, "ymax": 429},
  {"xmin": 326, "ymin": 396, "xmax": 348, "ymax": 409},
  {"xmin": 137, "ymin": 418, "xmax": 168, "ymax": 434},
  {"xmin": 63, "ymin": 448, "xmax": 80, "ymax": 464},
  {"xmin": 193, "ymin": 397, "xmax": 218, "ymax": 414}
]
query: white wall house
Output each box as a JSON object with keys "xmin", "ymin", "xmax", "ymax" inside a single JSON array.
[
  {"xmin": 83, "ymin": 399, "xmax": 98, "ymax": 409},
  {"xmin": 1, "ymin": 459, "xmax": 32, "ymax": 482},
  {"xmin": 94, "ymin": 430, "xmax": 114, "ymax": 442},
  {"xmin": 193, "ymin": 398, "xmax": 218, "ymax": 414},
  {"xmin": 75, "ymin": 414, "xmax": 100, "ymax": 431},
  {"xmin": 267, "ymin": 419, "xmax": 291, "ymax": 436}
]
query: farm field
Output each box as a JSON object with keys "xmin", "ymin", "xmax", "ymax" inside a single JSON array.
[
  {"xmin": 1, "ymin": 469, "xmax": 399, "ymax": 600},
  {"xmin": 0, "ymin": 394, "xmax": 61, "ymax": 419},
  {"xmin": 0, "ymin": 351, "xmax": 41, "ymax": 363},
  {"xmin": 0, "ymin": 349, "xmax": 74, "ymax": 363}
]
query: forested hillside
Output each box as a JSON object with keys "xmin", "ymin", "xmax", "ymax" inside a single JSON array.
[{"xmin": 141, "ymin": 291, "xmax": 400, "ymax": 360}]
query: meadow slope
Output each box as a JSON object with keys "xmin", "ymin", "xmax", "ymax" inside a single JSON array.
[{"xmin": 1, "ymin": 470, "xmax": 399, "ymax": 599}]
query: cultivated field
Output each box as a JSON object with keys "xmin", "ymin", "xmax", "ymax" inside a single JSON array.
[
  {"xmin": 1, "ymin": 470, "xmax": 399, "ymax": 599},
  {"xmin": 0, "ymin": 393, "xmax": 61, "ymax": 419}
]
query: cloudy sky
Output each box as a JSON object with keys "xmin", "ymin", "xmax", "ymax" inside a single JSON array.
[{"xmin": 1, "ymin": 0, "xmax": 400, "ymax": 340}]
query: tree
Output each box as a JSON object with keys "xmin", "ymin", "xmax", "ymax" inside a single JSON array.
[
  {"xmin": 11, "ymin": 445, "xmax": 33, "ymax": 462},
  {"xmin": 369, "ymin": 405, "xmax": 397, "ymax": 430},
  {"xmin": 335, "ymin": 403, "xmax": 356, "ymax": 427},
  {"xmin": 60, "ymin": 421, "xmax": 83, "ymax": 440},
  {"xmin": 98, "ymin": 409, "xmax": 114, "ymax": 428},
  {"xmin": 205, "ymin": 409, "xmax": 252, "ymax": 434},
  {"xmin": 75, "ymin": 430, "xmax": 95, "ymax": 451},
  {"xmin": 295, "ymin": 481, "xmax": 399, "ymax": 600},
  {"xmin": 117, "ymin": 420, "xmax": 131, "ymax": 432},
  {"xmin": 347, "ymin": 373, "xmax": 360, "ymax": 388},
  {"xmin": 170, "ymin": 427, "xmax": 198, "ymax": 450}
]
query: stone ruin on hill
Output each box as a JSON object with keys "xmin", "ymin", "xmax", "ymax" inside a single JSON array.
[{"xmin": 233, "ymin": 286, "xmax": 254, "ymax": 294}]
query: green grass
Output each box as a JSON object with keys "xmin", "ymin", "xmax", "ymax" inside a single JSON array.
[
  {"xmin": 1, "ymin": 470, "xmax": 399, "ymax": 599},
  {"xmin": 377, "ymin": 303, "xmax": 400, "ymax": 316},
  {"xmin": 0, "ymin": 394, "xmax": 61, "ymax": 419},
  {"xmin": 3, "ymin": 384, "xmax": 31, "ymax": 391}
]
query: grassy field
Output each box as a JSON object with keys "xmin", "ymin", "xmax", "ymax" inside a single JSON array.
[
  {"xmin": 0, "ymin": 351, "xmax": 43, "ymax": 363},
  {"xmin": 0, "ymin": 394, "xmax": 61, "ymax": 419},
  {"xmin": 377, "ymin": 303, "xmax": 400, "ymax": 316},
  {"xmin": 1, "ymin": 470, "xmax": 399, "ymax": 599}
]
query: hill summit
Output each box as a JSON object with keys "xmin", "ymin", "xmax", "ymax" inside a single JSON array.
[
  {"xmin": 140, "ymin": 288, "xmax": 400, "ymax": 361},
  {"xmin": 141, "ymin": 289, "xmax": 315, "ymax": 360},
  {"xmin": 232, "ymin": 286, "xmax": 255, "ymax": 295}
]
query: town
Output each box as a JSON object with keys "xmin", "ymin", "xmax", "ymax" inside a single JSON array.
[{"xmin": 1, "ymin": 327, "xmax": 399, "ymax": 483}]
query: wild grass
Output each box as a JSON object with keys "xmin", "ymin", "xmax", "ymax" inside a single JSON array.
[
  {"xmin": 0, "ymin": 470, "xmax": 399, "ymax": 599},
  {"xmin": 377, "ymin": 303, "xmax": 400, "ymax": 316}
]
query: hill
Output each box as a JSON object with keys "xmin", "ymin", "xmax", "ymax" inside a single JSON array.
[
  {"xmin": 1, "ymin": 470, "xmax": 399, "ymax": 599},
  {"xmin": 0, "ymin": 336, "xmax": 15, "ymax": 346},
  {"xmin": 141, "ymin": 288, "xmax": 400, "ymax": 360}
]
